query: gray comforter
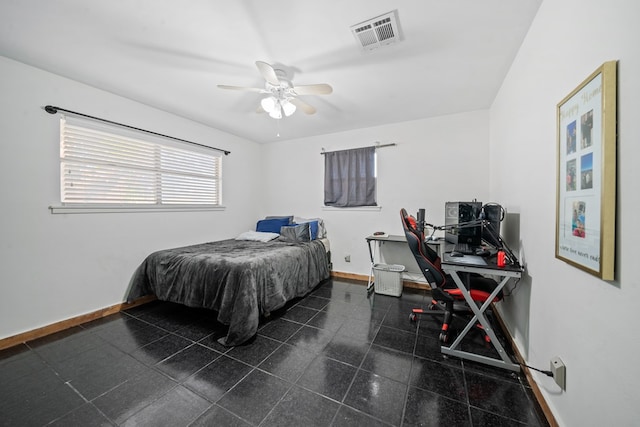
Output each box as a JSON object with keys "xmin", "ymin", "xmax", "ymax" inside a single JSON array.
[{"xmin": 126, "ymin": 238, "xmax": 330, "ymax": 346}]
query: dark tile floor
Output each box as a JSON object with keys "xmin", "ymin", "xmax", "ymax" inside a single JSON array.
[{"xmin": 0, "ymin": 279, "xmax": 549, "ymax": 426}]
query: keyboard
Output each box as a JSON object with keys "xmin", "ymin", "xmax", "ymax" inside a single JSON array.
[{"xmin": 453, "ymin": 242, "xmax": 475, "ymax": 255}]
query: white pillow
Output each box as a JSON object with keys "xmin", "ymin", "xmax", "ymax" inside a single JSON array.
[{"xmin": 235, "ymin": 231, "xmax": 280, "ymax": 242}]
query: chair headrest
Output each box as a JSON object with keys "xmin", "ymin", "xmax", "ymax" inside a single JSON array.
[{"xmin": 400, "ymin": 208, "xmax": 418, "ymax": 233}]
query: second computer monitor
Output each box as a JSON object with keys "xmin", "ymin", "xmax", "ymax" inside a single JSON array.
[{"xmin": 445, "ymin": 201, "xmax": 483, "ymax": 245}]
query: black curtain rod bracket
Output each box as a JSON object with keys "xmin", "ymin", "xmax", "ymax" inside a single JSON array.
[{"xmin": 44, "ymin": 105, "xmax": 230, "ymax": 155}]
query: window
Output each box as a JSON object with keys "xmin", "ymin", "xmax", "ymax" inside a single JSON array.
[
  {"xmin": 58, "ymin": 116, "xmax": 222, "ymax": 208},
  {"xmin": 324, "ymin": 146, "xmax": 377, "ymax": 207}
]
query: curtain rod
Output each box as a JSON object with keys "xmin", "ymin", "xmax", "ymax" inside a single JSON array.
[
  {"xmin": 44, "ymin": 105, "xmax": 231, "ymax": 155},
  {"xmin": 320, "ymin": 142, "xmax": 396, "ymax": 155}
]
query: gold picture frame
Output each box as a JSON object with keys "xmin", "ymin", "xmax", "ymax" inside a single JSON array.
[{"xmin": 556, "ymin": 60, "xmax": 617, "ymax": 280}]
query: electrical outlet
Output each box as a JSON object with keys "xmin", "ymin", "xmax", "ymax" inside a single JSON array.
[
  {"xmin": 550, "ymin": 356, "xmax": 566, "ymax": 390},
  {"xmin": 344, "ymin": 255, "xmax": 351, "ymax": 262}
]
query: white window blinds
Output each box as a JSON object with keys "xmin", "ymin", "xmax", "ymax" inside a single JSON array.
[{"xmin": 59, "ymin": 116, "xmax": 222, "ymax": 206}]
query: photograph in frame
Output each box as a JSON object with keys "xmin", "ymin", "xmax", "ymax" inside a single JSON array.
[{"xmin": 555, "ymin": 61, "xmax": 617, "ymax": 280}]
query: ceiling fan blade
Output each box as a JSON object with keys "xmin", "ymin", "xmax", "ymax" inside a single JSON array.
[
  {"xmin": 217, "ymin": 85, "xmax": 266, "ymax": 93},
  {"xmin": 255, "ymin": 61, "xmax": 281, "ymax": 86},
  {"xmin": 292, "ymin": 84, "xmax": 333, "ymax": 95},
  {"xmin": 290, "ymin": 98, "xmax": 316, "ymax": 115}
]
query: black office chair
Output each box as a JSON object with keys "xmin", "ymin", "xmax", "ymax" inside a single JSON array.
[{"xmin": 400, "ymin": 208, "xmax": 502, "ymax": 343}]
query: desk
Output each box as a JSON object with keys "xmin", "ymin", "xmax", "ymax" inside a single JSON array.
[
  {"xmin": 365, "ymin": 234, "xmax": 444, "ymax": 291},
  {"xmin": 440, "ymin": 253, "xmax": 524, "ymax": 372}
]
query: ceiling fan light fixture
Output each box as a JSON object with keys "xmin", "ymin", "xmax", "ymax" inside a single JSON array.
[
  {"xmin": 269, "ymin": 107, "xmax": 283, "ymax": 119},
  {"xmin": 281, "ymin": 99, "xmax": 296, "ymax": 117},
  {"xmin": 261, "ymin": 96, "xmax": 277, "ymax": 113}
]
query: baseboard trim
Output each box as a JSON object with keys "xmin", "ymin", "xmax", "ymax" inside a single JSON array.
[
  {"xmin": 492, "ymin": 305, "xmax": 559, "ymax": 427},
  {"xmin": 0, "ymin": 295, "xmax": 156, "ymax": 351},
  {"xmin": 330, "ymin": 271, "xmax": 368, "ymax": 282},
  {"xmin": 1, "ymin": 273, "xmax": 371, "ymax": 351},
  {"xmin": 330, "ymin": 271, "xmax": 431, "ymax": 291}
]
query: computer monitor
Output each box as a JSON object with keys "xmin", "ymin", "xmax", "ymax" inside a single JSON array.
[{"xmin": 444, "ymin": 201, "xmax": 483, "ymax": 245}]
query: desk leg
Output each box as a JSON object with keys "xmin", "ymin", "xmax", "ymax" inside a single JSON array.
[
  {"xmin": 366, "ymin": 240, "xmax": 375, "ymax": 292},
  {"xmin": 440, "ymin": 272, "xmax": 520, "ymax": 372},
  {"xmin": 367, "ymin": 265, "xmax": 374, "ymax": 292}
]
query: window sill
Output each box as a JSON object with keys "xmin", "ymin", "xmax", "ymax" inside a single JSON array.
[
  {"xmin": 49, "ymin": 205, "xmax": 226, "ymax": 214},
  {"xmin": 322, "ymin": 206, "xmax": 382, "ymax": 212}
]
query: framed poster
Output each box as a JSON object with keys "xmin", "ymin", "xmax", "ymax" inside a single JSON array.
[{"xmin": 556, "ymin": 61, "xmax": 617, "ymax": 280}]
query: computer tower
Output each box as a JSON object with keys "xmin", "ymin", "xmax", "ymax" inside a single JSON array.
[{"xmin": 445, "ymin": 201, "xmax": 482, "ymax": 245}]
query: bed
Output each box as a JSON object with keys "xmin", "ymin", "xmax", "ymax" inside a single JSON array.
[{"xmin": 126, "ymin": 219, "xmax": 331, "ymax": 346}]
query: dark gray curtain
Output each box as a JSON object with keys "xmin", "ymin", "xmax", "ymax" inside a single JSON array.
[{"xmin": 324, "ymin": 146, "xmax": 376, "ymax": 207}]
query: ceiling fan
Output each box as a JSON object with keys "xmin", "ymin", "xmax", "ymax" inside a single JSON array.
[{"xmin": 217, "ymin": 61, "xmax": 333, "ymax": 119}]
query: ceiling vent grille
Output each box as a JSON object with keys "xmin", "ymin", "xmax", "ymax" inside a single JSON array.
[{"xmin": 350, "ymin": 10, "xmax": 401, "ymax": 51}]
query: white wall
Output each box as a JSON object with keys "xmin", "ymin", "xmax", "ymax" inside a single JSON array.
[
  {"xmin": 0, "ymin": 56, "xmax": 262, "ymax": 339},
  {"xmin": 490, "ymin": 1, "xmax": 640, "ymax": 425},
  {"xmin": 260, "ymin": 110, "xmax": 491, "ymax": 278}
]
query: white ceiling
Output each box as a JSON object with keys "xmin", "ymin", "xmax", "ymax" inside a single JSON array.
[{"xmin": 0, "ymin": 0, "xmax": 542, "ymax": 144}]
